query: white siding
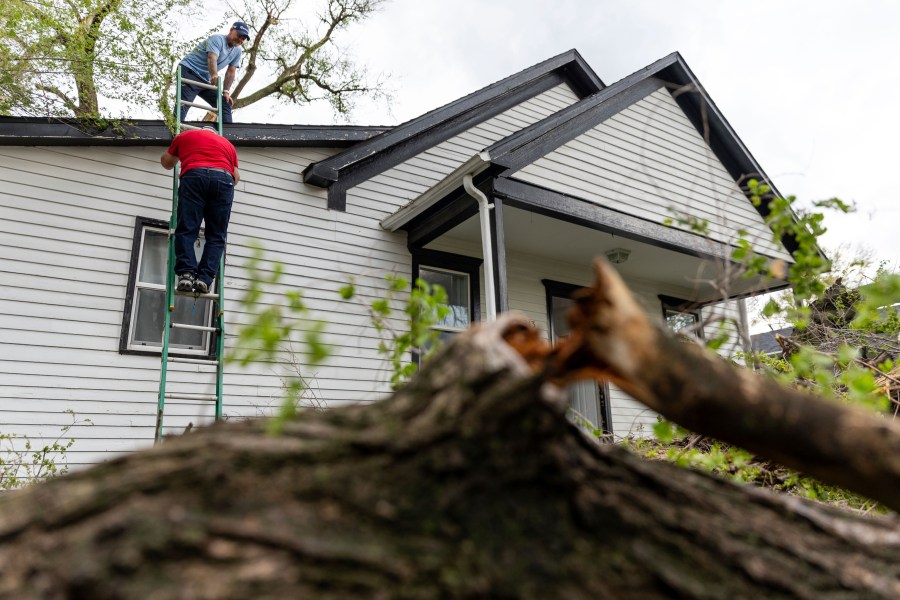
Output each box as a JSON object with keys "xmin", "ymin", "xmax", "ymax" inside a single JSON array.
[
  {"xmin": 424, "ymin": 236, "xmax": 730, "ymax": 438},
  {"xmin": 0, "ymin": 84, "xmax": 583, "ymax": 470},
  {"xmin": 347, "ymin": 83, "xmax": 581, "ymax": 215},
  {"xmin": 0, "ymin": 144, "xmax": 412, "ymax": 469},
  {"xmin": 514, "ymin": 88, "xmax": 792, "ymax": 262}
]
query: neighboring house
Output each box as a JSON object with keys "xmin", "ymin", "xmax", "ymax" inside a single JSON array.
[
  {"xmin": 0, "ymin": 50, "xmax": 795, "ymax": 469},
  {"xmin": 751, "ymin": 327, "xmax": 794, "ymax": 358}
]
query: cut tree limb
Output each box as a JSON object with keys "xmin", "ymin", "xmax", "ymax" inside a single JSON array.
[
  {"xmin": 1, "ymin": 260, "xmax": 900, "ymax": 597},
  {"xmin": 545, "ymin": 259, "xmax": 900, "ymax": 513}
]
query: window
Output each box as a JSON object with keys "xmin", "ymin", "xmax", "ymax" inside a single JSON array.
[
  {"xmin": 419, "ymin": 266, "xmax": 471, "ymax": 344},
  {"xmin": 412, "ymin": 249, "xmax": 482, "ymax": 350},
  {"xmin": 659, "ymin": 294, "xmax": 703, "ymax": 337},
  {"xmin": 543, "ymin": 279, "xmax": 612, "ymax": 437},
  {"xmin": 119, "ymin": 217, "xmax": 215, "ymax": 356}
]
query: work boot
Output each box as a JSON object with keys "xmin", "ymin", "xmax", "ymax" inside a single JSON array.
[
  {"xmin": 194, "ymin": 280, "xmax": 210, "ymax": 294},
  {"xmin": 176, "ymin": 273, "xmax": 195, "ymax": 292}
]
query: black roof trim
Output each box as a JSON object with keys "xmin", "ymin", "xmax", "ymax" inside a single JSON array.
[
  {"xmin": 302, "ymin": 49, "xmax": 604, "ymax": 192},
  {"xmin": 0, "ymin": 117, "xmax": 388, "ymax": 147},
  {"xmin": 485, "ymin": 51, "xmax": 804, "ymax": 258},
  {"xmin": 492, "ymin": 176, "xmax": 734, "ymax": 263},
  {"xmin": 488, "ymin": 53, "xmax": 681, "ymax": 168}
]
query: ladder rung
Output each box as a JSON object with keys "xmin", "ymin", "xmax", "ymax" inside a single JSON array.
[
  {"xmin": 165, "ymin": 392, "xmax": 218, "ymax": 401},
  {"xmin": 179, "ymin": 100, "xmax": 218, "ymax": 112},
  {"xmin": 181, "ymin": 77, "xmax": 217, "ymax": 90},
  {"xmin": 168, "ymin": 357, "xmax": 218, "ymax": 365},
  {"xmin": 179, "ymin": 123, "xmax": 204, "ymax": 131},
  {"xmin": 171, "ymin": 322, "xmax": 217, "ymax": 332},
  {"xmin": 174, "ymin": 289, "xmax": 219, "ymax": 300}
]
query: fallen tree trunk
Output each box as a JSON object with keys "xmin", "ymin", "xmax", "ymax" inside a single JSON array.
[{"xmin": 2, "ymin": 261, "xmax": 900, "ymax": 598}]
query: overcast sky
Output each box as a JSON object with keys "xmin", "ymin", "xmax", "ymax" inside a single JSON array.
[{"xmin": 229, "ymin": 0, "xmax": 899, "ymax": 272}]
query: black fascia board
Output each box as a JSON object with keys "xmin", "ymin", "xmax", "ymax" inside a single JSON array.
[
  {"xmin": 490, "ymin": 78, "xmax": 665, "ymax": 173},
  {"xmin": 487, "ymin": 51, "xmax": 807, "ymax": 260},
  {"xmin": 487, "ymin": 52, "xmax": 683, "ymax": 170},
  {"xmin": 0, "ymin": 117, "xmax": 388, "ymax": 147},
  {"xmin": 302, "ymin": 49, "xmax": 605, "ymax": 194},
  {"xmin": 493, "ymin": 176, "xmax": 735, "ymax": 263}
]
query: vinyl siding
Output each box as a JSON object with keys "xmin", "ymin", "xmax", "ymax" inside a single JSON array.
[
  {"xmin": 0, "ymin": 144, "xmax": 410, "ymax": 469},
  {"xmin": 0, "ymin": 84, "xmax": 583, "ymax": 470},
  {"xmin": 514, "ymin": 87, "xmax": 792, "ymax": 262},
  {"xmin": 423, "ymin": 236, "xmax": 737, "ymax": 438},
  {"xmin": 347, "ymin": 83, "xmax": 581, "ymax": 216}
]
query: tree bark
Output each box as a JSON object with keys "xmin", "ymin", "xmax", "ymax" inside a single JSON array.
[{"xmin": 2, "ymin": 261, "xmax": 900, "ymax": 598}]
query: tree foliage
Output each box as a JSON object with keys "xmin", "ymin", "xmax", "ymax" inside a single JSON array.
[
  {"xmin": 647, "ymin": 181, "xmax": 900, "ymax": 510},
  {"xmin": 0, "ymin": 0, "xmax": 199, "ymax": 119},
  {"xmin": 214, "ymin": 0, "xmax": 385, "ymax": 118},
  {"xmin": 0, "ymin": 0, "xmax": 384, "ymax": 121}
]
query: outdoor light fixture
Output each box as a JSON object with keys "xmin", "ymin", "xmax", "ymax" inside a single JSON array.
[{"xmin": 605, "ymin": 247, "xmax": 631, "ymax": 264}]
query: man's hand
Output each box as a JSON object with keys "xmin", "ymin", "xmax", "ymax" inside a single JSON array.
[
  {"xmin": 210, "ymin": 73, "xmax": 219, "ymax": 87},
  {"xmin": 160, "ymin": 152, "xmax": 178, "ymax": 170},
  {"xmin": 223, "ymin": 91, "xmax": 234, "ymax": 107}
]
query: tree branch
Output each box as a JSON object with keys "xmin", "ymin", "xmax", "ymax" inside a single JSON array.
[{"xmin": 540, "ymin": 259, "xmax": 900, "ymax": 512}]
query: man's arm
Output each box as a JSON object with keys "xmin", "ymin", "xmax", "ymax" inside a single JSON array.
[
  {"xmin": 160, "ymin": 152, "xmax": 178, "ymax": 170},
  {"xmin": 207, "ymin": 52, "xmax": 219, "ymax": 86},
  {"xmin": 232, "ymin": 166, "xmax": 240, "ymax": 184},
  {"xmin": 222, "ymin": 65, "xmax": 238, "ymax": 106},
  {"xmin": 223, "ymin": 65, "xmax": 237, "ymax": 93}
]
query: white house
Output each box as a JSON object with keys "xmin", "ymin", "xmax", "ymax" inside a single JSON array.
[{"xmin": 0, "ymin": 50, "xmax": 795, "ymax": 470}]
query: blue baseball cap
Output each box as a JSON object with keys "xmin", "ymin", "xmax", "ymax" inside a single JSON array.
[{"xmin": 232, "ymin": 21, "xmax": 251, "ymax": 40}]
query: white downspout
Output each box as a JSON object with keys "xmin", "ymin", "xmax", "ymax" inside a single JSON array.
[{"xmin": 463, "ymin": 174, "xmax": 496, "ymax": 322}]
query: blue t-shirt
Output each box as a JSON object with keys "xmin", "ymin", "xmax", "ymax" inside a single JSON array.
[{"xmin": 180, "ymin": 34, "xmax": 242, "ymax": 83}]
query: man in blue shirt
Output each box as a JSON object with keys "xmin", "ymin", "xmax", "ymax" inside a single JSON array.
[{"xmin": 178, "ymin": 22, "xmax": 251, "ymax": 124}]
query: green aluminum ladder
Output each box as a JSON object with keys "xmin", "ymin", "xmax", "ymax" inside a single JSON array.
[{"xmin": 155, "ymin": 66, "xmax": 227, "ymax": 443}]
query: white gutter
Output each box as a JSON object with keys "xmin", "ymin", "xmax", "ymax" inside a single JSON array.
[
  {"xmin": 463, "ymin": 173, "xmax": 497, "ymax": 322},
  {"xmin": 380, "ymin": 151, "xmax": 491, "ymax": 231}
]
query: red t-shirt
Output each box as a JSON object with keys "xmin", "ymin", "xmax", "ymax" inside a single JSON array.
[{"xmin": 167, "ymin": 129, "xmax": 238, "ymax": 177}]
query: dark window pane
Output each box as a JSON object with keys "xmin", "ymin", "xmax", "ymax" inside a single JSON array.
[
  {"xmin": 138, "ymin": 229, "xmax": 205, "ymax": 286},
  {"xmin": 138, "ymin": 230, "xmax": 168, "ymax": 285},
  {"xmin": 420, "ymin": 267, "xmax": 469, "ymax": 329},
  {"xmin": 132, "ymin": 289, "xmax": 210, "ymax": 350}
]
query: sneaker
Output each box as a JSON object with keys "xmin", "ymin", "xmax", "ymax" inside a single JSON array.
[
  {"xmin": 176, "ymin": 273, "xmax": 195, "ymax": 292},
  {"xmin": 194, "ymin": 280, "xmax": 210, "ymax": 294}
]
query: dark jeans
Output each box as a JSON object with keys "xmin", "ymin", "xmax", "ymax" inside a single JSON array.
[
  {"xmin": 178, "ymin": 67, "xmax": 233, "ymax": 123},
  {"xmin": 175, "ymin": 168, "xmax": 235, "ymax": 286}
]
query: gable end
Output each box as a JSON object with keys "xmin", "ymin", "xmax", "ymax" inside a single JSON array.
[{"xmin": 303, "ymin": 49, "xmax": 605, "ymax": 211}]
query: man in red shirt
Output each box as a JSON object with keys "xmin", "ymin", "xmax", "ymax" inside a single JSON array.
[{"xmin": 161, "ymin": 128, "xmax": 241, "ymax": 294}]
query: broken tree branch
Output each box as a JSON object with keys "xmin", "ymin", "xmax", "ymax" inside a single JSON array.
[{"xmin": 546, "ymin": 259, "xmax": 900, "ymax": 512}]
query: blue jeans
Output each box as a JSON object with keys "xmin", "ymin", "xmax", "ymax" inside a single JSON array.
[
  {"xmin": 178, "ymin": 67, "xmax": 233, "ymax": 123},
  {"xmin": 175, "ymin": 168, "xmax": 235, "ymax": 286}
]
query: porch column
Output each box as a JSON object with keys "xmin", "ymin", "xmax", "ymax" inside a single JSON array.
[{"xmin": 488, "ymin": 197, "xmax": 509, "ymax": 313}]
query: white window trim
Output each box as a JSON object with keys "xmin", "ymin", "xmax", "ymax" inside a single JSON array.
[{"xmin": 124, "ymin": 223, "xmax": 214, "ymax": 355}]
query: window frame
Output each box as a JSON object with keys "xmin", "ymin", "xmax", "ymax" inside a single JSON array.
[
  {"xmin": 658, "ymin": 294, "xmax": 704, "ymax": 338},
  {"xmin": 412, "ymin": 248, "xmax": 483, "ymax": 328},
  {"xmin": 119, "ymin": 216, "xmax": 216, "ymax": 358},
  {"xmin": 542, "ymin": 278, "xmax": 613, "ymax": 436}
]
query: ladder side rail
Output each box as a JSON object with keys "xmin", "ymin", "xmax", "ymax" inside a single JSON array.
[
  {"xmin": 156, "ymin": 65, "xmax": 183, "ymax": 443},
  {"xmin": 217, "ymin": 77, "xmax": 224, "ymax": 135},
  {"xmin": 215, "ymin": 254, "xmax": 225, "ymax": 420},
  {"xmin": 214, "ymin": 74, "xmax": 224, "ymax": 418}
]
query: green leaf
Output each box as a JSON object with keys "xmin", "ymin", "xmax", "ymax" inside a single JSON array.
[
  {"xmin": 338, "ymin": 283, "xmax": 355, "ymax": 300},
  {"xmin": 653, "ymin": 420, "xmax": 675, "ymax": 443}
]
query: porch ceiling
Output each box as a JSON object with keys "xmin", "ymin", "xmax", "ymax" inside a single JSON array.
[{"xmin": 433, "ymin": 205, "xmax": 787, "ymax": 303}]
